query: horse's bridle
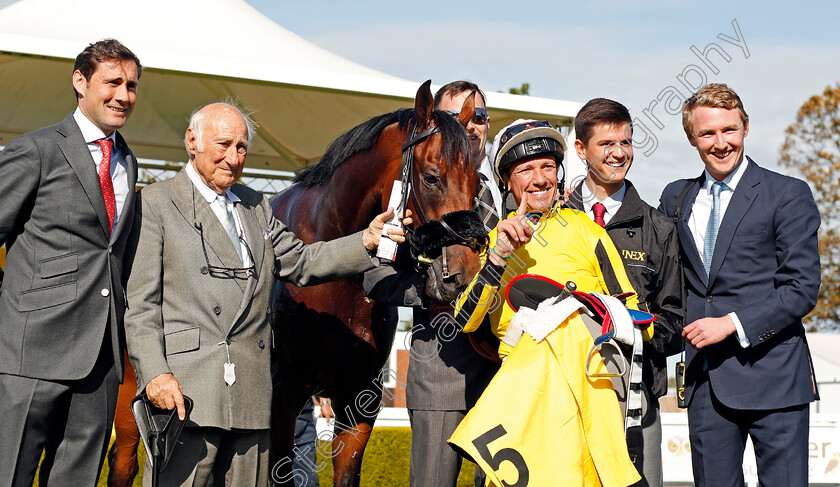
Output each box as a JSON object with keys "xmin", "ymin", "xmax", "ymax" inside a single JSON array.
[
  {"xmin": 397, "ymin": 120, "xmax": 489, "ymax": 277},
  {"xmin": 399, "ymin": 122, "xmax": 440, "ymax": 227}
]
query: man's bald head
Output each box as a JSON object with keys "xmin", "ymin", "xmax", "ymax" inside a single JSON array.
[{"xmin": 185, "ymin": 102, "xmax": 256, "ymax": 193}]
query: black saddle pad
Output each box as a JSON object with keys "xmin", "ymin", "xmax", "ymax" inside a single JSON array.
[
  {"xmin": 505, "ymin": 274, "xmax": 570, "ymax": 312},
  {"xmin": 505, "ymin": 273, "xmax": 654, "ymax": 419}
]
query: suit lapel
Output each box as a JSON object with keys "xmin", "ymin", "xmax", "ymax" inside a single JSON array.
[
  {"xmin": 55, "ymin": 115, "xmax": 111, "ymax": 238},
  {"xmin": 170, "ymin": 169, "xmax": 244, "ymax": 275},
  {"xmin": 677, "ymin": 177, "xmax": 708, "ymax": 288},
  {"xmin": 234, "ymin": 193, "xmax": 265, "ymax": 282},
  {"xmin": 227, "ymin": 186, "xmax": 264, "ymax": 336},
  {"xmin": 708, "ymin": 159, "xmax": 759, "ymax": 285}
]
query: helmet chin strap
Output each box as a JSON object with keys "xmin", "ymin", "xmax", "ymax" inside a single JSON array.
[{"xmin": 558, "ymin": 161, "xmax": 566, "ymax": 197}]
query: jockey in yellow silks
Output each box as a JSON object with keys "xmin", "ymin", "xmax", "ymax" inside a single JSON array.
[
  {"xmin": 449, "ymin": 299, "xmax": 642, "ymax": 487},
  {"xmin": 453, "ymin": 120, "xmax": 646, "ymax": 358},
  {"xmin": 449, "ymin": 120, "xmax": 644, "ymax": 486},
  {"xmin": 454, "ymin": 204, "xmax": 646, "ymax": 358}
]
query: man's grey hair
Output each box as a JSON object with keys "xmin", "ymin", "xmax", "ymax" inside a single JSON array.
[{"xmin": 185, "ymin": 98, "xmax": 258, "ymax": 154}]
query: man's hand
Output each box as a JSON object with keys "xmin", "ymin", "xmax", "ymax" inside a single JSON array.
[
  {"xmin": 362, "ymin": 207, "xmax": 409, "ymax": 251},
  {"xmin": 316, "ymin": 397, "xmax": 334, "ymax": 426},
  {"xmin": 487, "ymin": 198, "xmax": 534, "ymax": 266},
  {"xmin": 682, "ymin": 315, "xmax": 736, "ymax": 350},
  {"xmin": 146, "ymin": 373, "xmax": 186, "ymax": 421}
]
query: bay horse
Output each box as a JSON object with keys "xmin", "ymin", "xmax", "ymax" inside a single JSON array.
[{"xmin": 269, "ymin": 81, "xmax": 485, "ymax": 486}]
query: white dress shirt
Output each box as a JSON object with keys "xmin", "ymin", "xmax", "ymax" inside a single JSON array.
[
  {"xmin": 186, "ymin": 162, "xmax": 251, "ymax": 267},
  {"xmin": 581, "ymin": 181, "xmax": 626, "ymax": 226},
  {"xmin": 73, "ymin": 108, "xmax": 130, "ymax": 230},
  {"xmin": 688, "ymin": 158, "xmax": 750, "ymax": 347},
  {"xmin": 478, "ymin": 156, "xmax": 504, "ymax": 217}
]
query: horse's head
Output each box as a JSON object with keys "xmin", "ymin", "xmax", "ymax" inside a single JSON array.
[{"xmin": 398, "ymin": 81, "xmax": 487, "ymax": 302}]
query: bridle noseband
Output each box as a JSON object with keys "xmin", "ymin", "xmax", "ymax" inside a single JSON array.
[{"xmin": 397, "ymin": 120, "xmax": 490, "ymax": 277}]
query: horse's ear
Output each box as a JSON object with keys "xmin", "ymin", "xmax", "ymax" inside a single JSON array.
[
  {"xmin": 457, "ymin": 91, "xmax": 477, "ymax": 128},
  {"xmin": 415, "ymin": 80, "xmax": 434, "ymax": 128}
]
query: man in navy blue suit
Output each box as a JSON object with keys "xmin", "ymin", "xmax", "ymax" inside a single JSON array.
[{"xmin": 659, "ymin": 83, "xmax": 820, "ymax": 487}]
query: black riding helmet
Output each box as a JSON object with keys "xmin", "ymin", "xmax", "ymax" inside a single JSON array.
[{"xmin": 492, "ymin": 120, "xmax": 567, "ymax": 194}]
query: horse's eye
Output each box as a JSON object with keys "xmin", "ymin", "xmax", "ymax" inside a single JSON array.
[{"xmin": 422, "ymin": 174, "xmax": 439, "ymax": 187}]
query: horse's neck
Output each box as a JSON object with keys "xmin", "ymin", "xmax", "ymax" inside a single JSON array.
[{"xmin": 316, "ymin": 153, "xmax": 400, "ymax": 239}]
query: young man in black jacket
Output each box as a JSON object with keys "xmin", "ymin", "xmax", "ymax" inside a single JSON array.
[{"xmin": 564, "ymin": 98, "xmax": 685, "ymax": 487}]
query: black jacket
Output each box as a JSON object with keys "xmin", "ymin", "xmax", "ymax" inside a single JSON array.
[{"xmin": 566, "ymin": 181, "xmax": 685, "ymax": 398}]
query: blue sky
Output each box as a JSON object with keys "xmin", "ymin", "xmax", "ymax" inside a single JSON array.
[{"xmin": 247, "ymin": 0, "xmax": 840, "ymax": 202}]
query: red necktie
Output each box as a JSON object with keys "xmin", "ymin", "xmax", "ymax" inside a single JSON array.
[
  {"xmin": 95, "ymin": 139, "xmax": 116, "ymax": 235},
  {"xmin": 592, "ymin": 202, "xmax": 606, "ymax": 228}
]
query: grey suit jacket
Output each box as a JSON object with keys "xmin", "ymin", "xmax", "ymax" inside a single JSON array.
[
  {"xmin": 407, "ymin": 307, "xmax": 500, "ymax": 410},
  {"xmin": 124, "ymin": 168, "xmax": 376, "ymax": 430},
  {"xmin": 363, "ymin": 264, "xmax": 499, "ymax": 410},
  {"xmin": 0, "ymin": 114, "xmax": 137, "ymax": 381}
]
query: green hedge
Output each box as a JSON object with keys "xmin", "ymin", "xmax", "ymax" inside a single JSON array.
[
  {"xmin": 33, "ymin": 443, "xmax": 145, "ymax": 486},
  {"xmin": 314, "ymin": 427, "xmax": 478, "ymax": 487}
]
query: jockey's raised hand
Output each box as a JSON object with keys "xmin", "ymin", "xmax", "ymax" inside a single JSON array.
[{"xmin": 488, "ymin": 197, "xmax": 534, "ymax": 265}]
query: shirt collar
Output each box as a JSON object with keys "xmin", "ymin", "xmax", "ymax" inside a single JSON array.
[
  {"xmin": 704, "ymin": 156, "xmax": 748, "ymax": 194},
  {"xmin": 186, "ymin": 162, "xmax": 240, "ymax": 204},
  {"xmin": 581, "ymin": 180, "xmax": 625, "ymax": 216},
  {"xmin": 477, "ymin": 156, "xmax": 494, "ymax": 182},
  {"xmin": 73, "ymin": 108, "xmax": 116, "ymax": 145}
]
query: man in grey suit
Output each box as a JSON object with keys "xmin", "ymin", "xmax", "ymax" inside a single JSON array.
[
  {"xmin": 124, "ymin": 102, "xmax": 401, "ymax": 486},
  {"xmin": 0, "ymin": 39, "xmax": 142, "ymax": 485}
]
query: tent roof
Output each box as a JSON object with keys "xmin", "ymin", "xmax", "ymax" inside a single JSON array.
[{"xmin": 0, "ymin": 0, "xmax": 581, "ymax": 172}]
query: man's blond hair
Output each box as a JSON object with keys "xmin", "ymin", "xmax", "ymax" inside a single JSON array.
[{"xmin": 682, "ymin": 83, "xmax": 749, "ymax": 136}]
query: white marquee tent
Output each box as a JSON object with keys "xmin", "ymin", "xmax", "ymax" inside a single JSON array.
[{"xmin": 0, "ymin": 0, "xmax": 583, "ymax": 174}]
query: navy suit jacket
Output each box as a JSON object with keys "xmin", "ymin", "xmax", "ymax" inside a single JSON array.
[{"xmin": 659, "ymin": 157, "xmax": 820, "ymax": 410}]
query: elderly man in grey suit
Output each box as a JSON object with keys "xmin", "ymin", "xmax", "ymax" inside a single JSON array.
[
  {"xmin": 125, "ymin": 102, "xmax": 401, "ymax": 486},
  {"xmin": 0, "ymin": 39, "xmax": 141, "ymax": 486}
]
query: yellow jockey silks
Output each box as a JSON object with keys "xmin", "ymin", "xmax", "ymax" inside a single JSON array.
[{"xmin": 449, "ymin": 312, "xmax": 640, "ymax": 487}]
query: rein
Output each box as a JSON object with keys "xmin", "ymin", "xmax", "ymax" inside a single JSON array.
[{"xmin": 397, "ymin": 120, "xmax": 489, "ymax": 276}]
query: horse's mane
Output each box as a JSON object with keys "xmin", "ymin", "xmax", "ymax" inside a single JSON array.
[{"xmin": 294, "ymin": 108, "xmax": 471, "ymax": 188}]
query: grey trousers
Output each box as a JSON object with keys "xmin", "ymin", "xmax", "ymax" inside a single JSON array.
[
  {"xmin": 0, "ymin": 342, "xmax": 118, "ymax": 487},
  {"xmin": 408, "ymin": 409, "xmax": 484, "ymax": 487},
  {"xmin": 145, "ymin": 427, "xmax": 269, "ymax": 487},
  {"xmin": 640, "ymin": 405, "xmax": 663, "ymax": 487}
]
